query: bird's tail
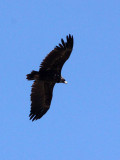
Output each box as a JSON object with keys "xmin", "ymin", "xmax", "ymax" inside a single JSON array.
[{"xmin": 26, "ymin": 70, "xmax": 39, "ymax": 80}]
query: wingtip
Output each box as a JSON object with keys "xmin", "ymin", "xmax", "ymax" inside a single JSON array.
[
  {"xmin": 29, "ymin": 114, "xmax": 37, "ymax": 121},
  {"xmin": 67, "ymin": 34, "xmax": 73, "ymax": 38},
  {"xmin": 55, "ymin": 34, "xmax": 73, "ymax": 50},
  {"xmin": 61, "ymin": 38, "xmax": 66, "ymax": 48},
  {"xmin": 66, "ymin": 34, "xmax": 74, "ymax": 49}
]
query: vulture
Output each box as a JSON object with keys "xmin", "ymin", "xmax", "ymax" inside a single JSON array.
[{"xmin": 26, "ymin": 34, "xmax": 74, "ymax": 121}]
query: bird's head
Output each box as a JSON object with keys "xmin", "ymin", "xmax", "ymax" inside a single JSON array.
[{"xmin": 60, "ymin": 77, "xmax": 68, "ymax": 84}]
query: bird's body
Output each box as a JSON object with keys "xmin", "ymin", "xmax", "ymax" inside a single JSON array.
[{"xmin": 27, "ymin": 34, "xmax": 74, "ymax": 121}]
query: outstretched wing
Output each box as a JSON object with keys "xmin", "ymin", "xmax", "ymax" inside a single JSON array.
[
  {"xmin": 40, "ymin": 34, "xmax": 73, "ymax": 72},
  {"xmin": 29, "ymin": 80, "xmax": 55, "ymax": 121}
]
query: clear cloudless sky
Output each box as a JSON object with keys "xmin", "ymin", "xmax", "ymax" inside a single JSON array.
[{"xmin": 0, "ymin": 0, "xmax": 120, "ymax": 160}]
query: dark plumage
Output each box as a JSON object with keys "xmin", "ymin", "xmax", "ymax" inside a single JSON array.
[{"xmin": 26, "ymin": 34, "xmax": 74, "ymax": 121}]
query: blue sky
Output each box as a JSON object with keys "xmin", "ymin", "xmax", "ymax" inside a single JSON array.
[{"xmin": 0, "ymin": 0, "xmax": 120, "ymax": 159}]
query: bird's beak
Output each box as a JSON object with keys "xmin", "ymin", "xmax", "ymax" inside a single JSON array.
[{"xmin": 64, "ymin": 81, "xmax": 68, "ymax": 84}]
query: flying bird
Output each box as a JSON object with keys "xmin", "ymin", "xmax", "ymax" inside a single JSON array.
[{"xmin": 26, "ymin": 34, "xmax": 74, "ymax": 121}]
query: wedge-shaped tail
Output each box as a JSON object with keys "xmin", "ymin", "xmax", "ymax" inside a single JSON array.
[{"xmin": 26, "ymin": 70, "xmax": 39, "ymax": 80}]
